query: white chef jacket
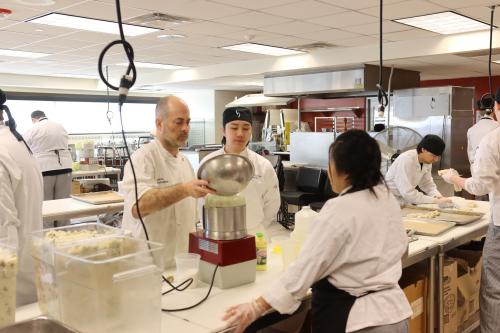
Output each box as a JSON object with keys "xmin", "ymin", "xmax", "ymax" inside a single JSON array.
[
  {"xmin": 23, "ymin": 118, "xmax": 72, "ymax": 173},
  {"xmin": 199, "ymin": 148, "xmax": 280, "ymax": 236},
  {"xmin": 121, "ymin": 140, "xmax": 197, "ymax": 268},
  {"xmin": 464, "ymin": 127, "xmax": 500, "ymax": 226},
  {"xmin": 0, "ymin": 124, "xmax": 43, "ymax": 306},
  {"xmin": 262, "ymin": 185, "xmax": 411, "ymax": 332},
  {"xmin": 385, "ymin": 149, "xmax": 441, "ymax": 205},
  {"xmin": 467, "ymin": 116, "xmax": 498, "ymax": 166}
]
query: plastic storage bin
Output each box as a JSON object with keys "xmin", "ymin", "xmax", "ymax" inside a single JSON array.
[
  {"xmin": 54, "ymin": 235, "xmax": 163, "ymax": 333},
  {"xmin": 31, "ymin": 223, "xmax": 123, "ymax": 318},
  {"xmin": 0, "ymin": 239, "xmax": 17, "ymax": 328}
]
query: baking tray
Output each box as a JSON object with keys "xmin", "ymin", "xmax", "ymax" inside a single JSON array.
[
  {"xmin": 0, "ymin": 317, "xmax": 80, "ymax": 333},
  {"xmin": 402, "ymin": 206, "xmax": 483, "ymax": 225},
  {"xmin": 403, "ymin": 218, "xmax": 456, "ymax": 236},
  {"xmin": 71, "ymin": 191, "xmax": 124, "ymax": 205}
]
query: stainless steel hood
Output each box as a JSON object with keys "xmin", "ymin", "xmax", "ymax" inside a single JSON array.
[
  {"xmin": 225, "ymin": 93, "xmax": 294, "ymax": 108},
  {"xmin": 263, "ymin": 64, "xmax": 419, "ymax": 97}
]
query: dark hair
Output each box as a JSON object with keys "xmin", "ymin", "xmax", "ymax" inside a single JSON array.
[
  {"xmin": 416, "ymin": 134, "xmax": 445, "ymax": 156},
  {"xmin": 329, "ymin": 129, "xmax": 383, "ymax": 196},
  {"xmin": 373, "ymin": 123, "xmax": 385, "ymax": 132},
  {"xmin": 31, "ymin": 110, "xmax": 46, "ymax": 119}
]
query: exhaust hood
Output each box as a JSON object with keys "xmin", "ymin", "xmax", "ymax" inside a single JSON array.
[
  {"xmin": 225, "ymin": 93, "xmax": 295, "ymax": 108},
  {"xmin": 263, "ymin": 64, "xmax": 419, "ymax": 97}
]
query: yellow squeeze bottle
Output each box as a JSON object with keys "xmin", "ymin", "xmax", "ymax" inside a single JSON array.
[{"xmin": 255, "ymin": 232, "xmax": 267, "ymax": 271}]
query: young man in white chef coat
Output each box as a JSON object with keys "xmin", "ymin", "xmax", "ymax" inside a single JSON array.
[
  {"xmin": 23, "ymin": 110, "xmax": 73, "ymax": 228},
  {"xmin": 385, "ymin": 134, "xmax": 452, "ymax": 205},
  {"xmin": 0, "ymin": 90, "xmax": 43, "ymax": 306},
  {"xmin": 223, "ymin": 130, "xmax": 411, "ymax": 333},
  {"xmin": 441, "ymin": 92, "xmax": 500, "ymax": 333},
  {"xmin": 121, "ymin": 96, "xmax": 214, "ymax": 268},
  {"xmin": 199, "ymin": 107, "xmax": 280, "ymax": 237}
]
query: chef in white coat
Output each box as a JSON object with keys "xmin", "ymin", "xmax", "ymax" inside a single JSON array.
[
  {"xmin": 223, "ymin": 130, "xmax": 411, "ymax": 333},
  {"xmin": 467, "ymin": 111, "xmax": 498, "ymax": 167},
  {"xmin": 24, "ymin": 111, "xmax": 72, "ymax": 227},
  {"xmin": 121, "ymin": 96, "xmax": 214, "ymax": 268},
  {"xmin": 441, "ymin": 98, "xmax": 500, "ymax": 333},
  {"xmin": 0, "ymin": 91, "xmax": 43, "ymax": 306},
  {"xmin": 385, "ymin": 134, "xmax": 452, "ymax": 205},
  {"xmin": 199, "ymin": 107, "xmax": 280, "ymax": 236}
]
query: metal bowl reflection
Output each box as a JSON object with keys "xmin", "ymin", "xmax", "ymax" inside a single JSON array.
[{"xmin": 197, "ymin": 154, "xmax": 254, "ymax": 196}]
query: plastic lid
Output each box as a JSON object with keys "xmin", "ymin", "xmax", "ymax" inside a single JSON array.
[{"xmin": 256, "ymin": 232, "xmax": 264, "ymax": 237}]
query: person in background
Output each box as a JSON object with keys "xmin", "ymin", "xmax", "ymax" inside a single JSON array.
[
  {"xmin": 199, "ymin": 107, "xmax": 280, "ymax": 237},
  {"xmin": 441, "ymin": 99, "xmax": 500, "ymax": 333},
  {"xmin": 121, "ymin": 96, "xmax": 214, "ymax": 268},
  {"xmin": 223, "ymin": 130, "xmax": 411, "ymax": 333},
  {"xmin": 23, "ymin": 110, "xmax": 73, "ymax": 228},
  {"xmin": 0, "ymin": 90, "xmax": 43, "ymax": 306},
  {"xmin": 385, "ymin": 134, "xmax": 452, "ymax": 205}
]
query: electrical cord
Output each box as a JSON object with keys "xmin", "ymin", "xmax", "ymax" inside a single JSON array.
[
  {"xmin": 101, "ymin": 0, "xmax": 218, "ymax": 310},
  {"xmin": 376, "ymin": 0, "xmax": 388, "ymax": 116},
  {"xmin": 480, "ymin": 6, "xmax": 496, "ymax": 113}
]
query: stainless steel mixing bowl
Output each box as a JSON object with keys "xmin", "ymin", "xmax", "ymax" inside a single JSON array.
[{"xmin": 197, "ymin": 154, "xmax": 254, "ymax": 196}]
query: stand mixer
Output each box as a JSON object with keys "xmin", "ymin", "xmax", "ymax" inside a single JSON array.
[{"xmin": 189, "ymin": 154, "xmax": 256, "ymax": 289}]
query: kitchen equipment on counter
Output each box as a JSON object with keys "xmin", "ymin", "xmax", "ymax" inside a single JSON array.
[
  {"xmin": 0, "ymin": 239, "xmax": 17, "ymax": 327},
  {"xmin": 403, "ymin": 219, "xmax": 455, "ymax": 236},
  {"xmin": 402, "ymin": 206, "xmax": 483, "ymax": 225},
  {"xmin": 0, "ymin": 317, "xmax": 81, "ymax": 333},
  {"xmin": 190, "ymin": 154, "xmax": 257, "ymax": 289}
]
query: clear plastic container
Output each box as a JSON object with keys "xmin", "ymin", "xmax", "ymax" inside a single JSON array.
[
  {"xmin": 175, "ymin": 253, "xmax": 200, "ymax": 288},
  {"xmin": 291, "ymin": 206, "xmax": 318, "ymax": 247},
  {"xmin": 0, "ymin": 239, "xmax": 17, "ymax": 327},
  {"xmin": 31, "ymin": 223, "xmax": 123, "ymax": 318},
  {"xmin": 54, "ymin": 235, "xmax": 163, "ymax": 333}
]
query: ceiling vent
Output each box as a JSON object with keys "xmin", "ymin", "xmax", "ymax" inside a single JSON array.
[
  {"xmin": 125, "ymin": 13, "xmax": 195, "ymax": 29},
  {"xmin": 292, "ymin": 42, "xmax": 336, "ymax": 52}
]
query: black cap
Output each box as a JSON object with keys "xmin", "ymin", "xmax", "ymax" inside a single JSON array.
[
  {"xmin": 31, "ymin": 110, "xmax": 46, "ymax": 119},
  {"xmin": 417, "ymin": 134, "xmax": 445, "ymax": 156},
  {"xmin": 222, "ymin": 107, "xmax": 252, "ymax": 127},
  {"xmin": 495, "ymin": 88, "xmax": 500, "ymax": 103}
]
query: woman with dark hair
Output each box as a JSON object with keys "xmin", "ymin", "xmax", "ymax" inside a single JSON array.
[{"xmin": 223, "ymin": 130, "xmax": 411, "ymax": 333}]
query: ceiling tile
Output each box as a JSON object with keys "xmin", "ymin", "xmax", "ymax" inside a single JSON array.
[
  {"xmin": 427, "ymin": 0, "xmax": 499, "ymax": 9},
  {"xmin": 259, "ymin": 21, "xmax": 329, "ymax": 34},
  {"xmin": 333, "ymin": 35, "xmax": 380, "ymax": 46},
  {"xmin": 262, "ymin": 1, "xmax": 346, "ymax": 19},
  {"xmin": 61, "ymin": 31, "xmax": 120, "ymax": 43},
  {"xmin": 0, "ymin": 30, "xmax": 45, "ymax": 45},
  {"xmin": 174, "ymin": 21, "xmax": 246, "ymax": 35},
  {"xmin": 4, "ymin": 21, "xmax": 76, "ymax": 37},
  {"xmin": 297, "ymin": 28, "xmax": 361, "ymax": 42},
  {"xmin": 342, "ymin": 20, "xmax": 413, "ymax": 34},
  {"xmin": 59, "ymin": 1, "xmax": 150, "ymax": 21},
  {"xmin": 180, "ymin": 36, "xmax": 241, "ymax": 47},
  {"xmin": 139, "ymin": 0, "xmax": 248, "ymax": 20},
  {"xmin": 210, "ymin": 0, "xmax": 301, "ymax": 10},
  {"xmin": 456, "ymin": 6, "xmax": 500, "ymax": 26},
  {"xmin": 383, "ymin": 28, "xmax": 438, "ymax": 41},
  {"xmin": 215, "ymin": 12, "xmax": 291, "ymax": 28},
  {"xmin": 307, "ymin": 11, "xmax": 379, "ymax": 28},
  {"xmin": 359, "ymin": 0, "xmax": 448, "ymax": 20},
  {"xmin": 0, "ymin": 4, "xmax": 47, "ymax": 21},
  {"xmin": 317, "ymin": 0, "xmax": 407, "ymax": 10},
  {"xmin": 0, "ymin": 19, "xmax": 18, "ymax": 29},
  {"xmin": 257, "ymin": 36, "xmax": 318, "ymax": 48},
  {"xmin": 219, "ymin": 29, "xmax": 287, "ymax": 43}
]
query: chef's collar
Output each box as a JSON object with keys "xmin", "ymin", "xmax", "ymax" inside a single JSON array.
[
  {"xmin": 337, "ymin": 185, "xmax": 352, "ymax": 197},
  {"xmin": 481, "ymin": 115, "xmax": 494, "ymax": 120},
  {"xmin": 156, "ymin": 140, "xmax": 182, "ymax": 162},
  {"xmin": 223, "ymin": 146, "xmax": 248, "ymax": 157}
]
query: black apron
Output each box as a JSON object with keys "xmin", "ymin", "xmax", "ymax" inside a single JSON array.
[{"xmin": 311, "ymin": 277, "xmax": 374, "ymax": 333}]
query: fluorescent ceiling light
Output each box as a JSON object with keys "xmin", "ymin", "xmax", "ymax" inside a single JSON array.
[
  {"xmin": 118, "ymin": 62, "xmax": 187, "ymax": 69},
  {"xmin": 52, "ymin": 73, "xmax": 99, "ymax": 79},
  {"xmin": 16, "ymin": 0, "xmax": 55, "ymax": 6},
  {"xmin": 157, "ymin": 34, "xmax": 186, "ymax": 39},
  {"xmin": 222, "ymin": 43, "xmax": 304, "ymax": 56},
  {"xmin": 0, "ymin": 48, "xmax": 49, "ymax": 58},
  {"xmin": 394, "ymin": 11, "xmax": 490, "ymax": 35},
  {"xmin": 492, "ymin": 60, "xmax": 500, "ymax": 64},
  {"xmin": 27, "ymin": 13, "xmax": 160, "ymax": 37}
]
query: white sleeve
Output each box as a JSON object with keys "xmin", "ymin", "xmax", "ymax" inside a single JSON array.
[
  {"xmin": 0, "ymin": 158, "xmax": 21, "ymax": 230},
  {"xmin": 23, "ymin": 128, "xmax": 34, "ymax": 148},
  {"xmin": 261, "ymin": 203, "xmax": 348, "ymax": 314},
  {"xmin": 464, "ymin": 138, "xmax": 499, "ymax": 196},
  {"xmin": 394, "ymin": 159, "xmax": 437, "ymax": 204},
  {"xmin": 466, "ymin": 129, "xmax": 474, "ymax": 165},
  {"xmin": 261, "ymin": 164, "xmax": 281, "ymax": 228},
  {"xmin": 122, "ymin": 151, "xmax": 157, "ymax": 216},
  {"xmin": 418, "ymin": 167, "xmax": 441, "ymax": 198}
]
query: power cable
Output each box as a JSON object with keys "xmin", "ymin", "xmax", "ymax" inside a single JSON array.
[{"xmin": 376, "ymin": 0, "xmax": 388, "ymax": 117}]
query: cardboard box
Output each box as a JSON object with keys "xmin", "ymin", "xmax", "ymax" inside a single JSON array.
[
  {"xmin": 71, "ymin": 180, "xmax": 81, "ymax": 195},
  {"xmin": 400, "ymin": 263, "xmax": 427, "ymax": 333},
  {"xmin": 443, "ymin": 258, "xmax": 458, "ymax": 333}
]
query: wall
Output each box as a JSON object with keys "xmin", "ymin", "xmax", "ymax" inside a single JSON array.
[{"xmin": 421, "ymin": 75, "xmax": 500, "ymax": 106}]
